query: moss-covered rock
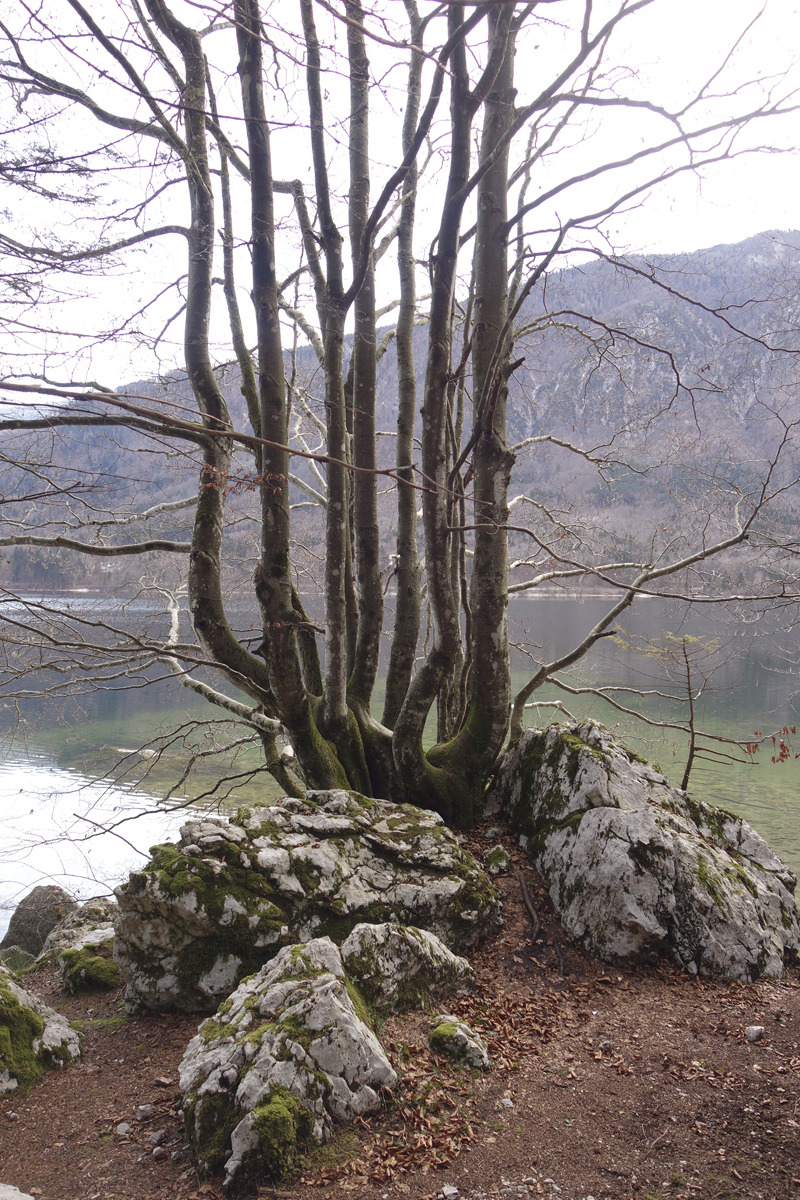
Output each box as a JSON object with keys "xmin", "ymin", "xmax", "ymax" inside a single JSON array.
[
  {"xmin": 488, "ymin": 721, "xmax": 800, "ymax": 981},
  {"xmin": 0, "ymin": 947, "xmax": 35, "ymax": 974},
  {"xmin": 483, "ymin": 845, "xmax": 511, "ymax": 876},
  {"xmin": 428, "ymin": 1013, "xmax": 490, "ymax": 1069},
  {"xmin": 115, "ymin": 790, "xmax": 501, "ymax": 1013},
  {"xmin": 340, "ymin": 922, "xmax": 476, "ymax": 1013},
  {"xmin": 58, "ymin": 938, "xmax": 121, "ymax": 993},
  {"xmin": 0, "ymin": 963, "xmax": 81, "ymax": 1092},
  {"xmin": 178, "ymin": 937, "xmax": 396, "ymax": 1188}
]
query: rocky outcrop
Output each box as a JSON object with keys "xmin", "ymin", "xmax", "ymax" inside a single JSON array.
[
  {"xmin": 340, "ymin": 923, "xmax": 476, "ymax": 1013},
  {"xmin": 114, "ymin": 790, "xmax": 500, "ymax": 1013},
  {"xmin": 489, "ymin": 722, "xmax": 800, "ymax": 982},
  {"xmin": 0, "ymin": 887, "xmax": 77, "ymax": 957},
  {"xmin": 428, "ymin": 1014, "xmax": 491, "ymax": 1070},
  {"xmin": 178, "ymin": 937, "xmax": 396, "ymax": 1188},
  {"xmin": 0, "ymin": 964, "xmax": 81, "ymax": 1092}
]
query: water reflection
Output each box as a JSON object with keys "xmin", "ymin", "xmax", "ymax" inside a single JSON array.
[
  {"xmin": 1, "ymin": 593, "xmax": 799, "ymax": 937},
  {"xmin": 0, "ymin": 754, "xmax": 186, "ymax": 940}
]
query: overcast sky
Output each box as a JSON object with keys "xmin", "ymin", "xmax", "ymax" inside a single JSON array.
[{"xmin": 2, "ymin": 0, "xmax": 799, "ymax": 389}]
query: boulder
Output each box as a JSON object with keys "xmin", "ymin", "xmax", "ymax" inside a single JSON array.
[
  {"xmin": 115, "ymin": 790, "xmax": 500, "ymax": 1013},
  {"xmin": 0, "ymin": 963, "xmax": 81, "ymax": 1092},
  {"xmin": 428, "ymin": 1014, "xmax": 491, "ymax": 1070},
  {"xmin": 0, "ymin": 887, "xmax": 78, "ymax": 957},
  {"xmin": 489, "ymin": 722, "xmax": 800, "ymax": 981},
  {"xmin": 0, "ymin": 1187, "xmax": 35, "ymax": 1200},
  {"xmin": 37, "ymin": 898, "xmax": 121, "ymax": 993},
  {"xmin": 179, "ymin": 937, "xmax": 396, "ymax": 1187},
  {"xmin": 39, "ymin": 898, "xmax": 118, "ymax": 960},
  {"xmin": 341, "ymin": 922, "xmax": 476, "ymax": 1013},
  {"xmin": 483, "ymin": 845, "xmax": 511, "ymax": 876}
]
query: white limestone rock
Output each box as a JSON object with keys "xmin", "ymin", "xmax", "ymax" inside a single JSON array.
[
  {"xmin": 37, "ymin": 898, "xmax": 121, "ymax": 993},
  {"xmin": 114, "ymin": 790, "xmax": 500, "ymax": 1013},
  {"xmin": 489, "ymin": 722, "xmax": 800, "ymax": 981},
  {"xmin": 428, "ymin": 1013, "xmax": 491, "ymax": 1070},
  {"xmin": 179, "ymin": 937, "xmax": 397, "ymax": 1187},
  {"xmin": 0, "ymin": 1186, "xmax": 35, "ymax": 1200},
  {"xmin": 0, "ymin": 963, "xmax": 81, "ymax": 1092},
  {"xmin": 38, "ymin": 897, "xmax": 118, "ymax": 961},
  {"xmin": 340, "ymin": 922, "xmax": 476, "ymax": 1013}
]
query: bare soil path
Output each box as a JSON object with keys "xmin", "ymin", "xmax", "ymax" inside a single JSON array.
[{"xmin": 2, "ymin": 826, "xmax": 799, "ymax": 1200}]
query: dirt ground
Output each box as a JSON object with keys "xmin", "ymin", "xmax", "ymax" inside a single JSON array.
[{"xmin": 2, "ymin": 825, "xmax": 799, "ymax": 1200}]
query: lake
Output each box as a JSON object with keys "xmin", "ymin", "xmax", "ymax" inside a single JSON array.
[{"xmin": 2, "ymin": 593, "xmax": 799, "ymax": 939}]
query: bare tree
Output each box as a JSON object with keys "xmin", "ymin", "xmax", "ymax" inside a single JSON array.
[{"xmin": 2, "ymin": 0, "xmax": 800, "ymax": 827}]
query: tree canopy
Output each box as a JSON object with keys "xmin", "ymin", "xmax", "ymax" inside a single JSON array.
[{"xmin": 2, "ymin": 0, "xmax": 800, "ymax": 826}]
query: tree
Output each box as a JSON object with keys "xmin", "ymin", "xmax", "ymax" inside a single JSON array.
[{"xmin": 1, "ymin": 0, "xmax": 800, "ymax": 827}]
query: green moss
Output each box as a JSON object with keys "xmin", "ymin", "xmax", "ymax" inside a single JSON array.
[
  {"xmin": 291, "ymin": 855, "xmax": 322, "ymax": 897},
  {"xmin": 696, "ymin": 855, "xmax": 726, "ymax": 910},
  {"xmin": 484, "ymin": 846, "xmax": 510, "ymax": 873},
  {"xmin": 70, "ymin": 1014, "xmax": 129, "ymax": 1033},
  {"xmin": 0, "ymin": 972, "xmax": 47, "ymax": 1090},
  {"xmin": 345, "ymin": 977, "xmax": 373, "ymax": 1029},
  {"xmin": 133, "ymin": 844, "xmax": 294, "ymax": 1004},
  {"xmin": 429, "ymin": 1020, "xmax": 461, "ymax": 1057},
  {"xmin": 187, "ymin": 1089, "xmax": 240, "ymax": 1175},
  {"xmin": 249, "ymin": 1085, "xmax": 314, "ymax": 1181},
  {"xmin": 625, "ymin": 747, "xmax": 649, "ymax": 765},
  {"xmin": 681, "ymin": 795, "xmax": 739, "ymax": 846},
  {"xmin": 59, "ymin": 941, "xmax": 121, "ymax": 993},
  {"xmin": 724, "ymin": 861, "xmax": 759, "ymax": 899}
]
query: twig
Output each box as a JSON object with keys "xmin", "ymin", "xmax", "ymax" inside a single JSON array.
[{"xmin": 519, "ymin": 870, "xmax": 540, "ymax": 940}]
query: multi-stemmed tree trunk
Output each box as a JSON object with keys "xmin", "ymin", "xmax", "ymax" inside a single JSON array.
[{"xmin": 2, "ymin": 0, "xmax": 797, "ymax": 828}]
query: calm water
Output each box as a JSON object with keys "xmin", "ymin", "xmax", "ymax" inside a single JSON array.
[{"xmin": 2, "ymin": 594, "xmax": 799, "ymax": 938}]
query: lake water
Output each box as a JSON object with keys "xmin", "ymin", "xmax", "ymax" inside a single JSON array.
[{"xmin": 2, "ymin": 593, "xmax": 799, "ymax": 939}]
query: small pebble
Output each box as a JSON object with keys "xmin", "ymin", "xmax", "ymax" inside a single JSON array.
[
  {"xmin": 500, "ymin": 1096, "xmax": 514, "ymax": 1108},
  {"xmin": 5, "ymin": 1112, "xmax": 19, "ymax": 1122},
  {"xmin": 148, "ymin": 1129, "xmax": 166, "ymax": 1146},
  {"xmin": 745, "ymin": 1025, "xmax": 765, "ymax": 1043},
  {"xmin": 441, "ymin": 1187, "xmax": 459, "ymax": 1200},
  {"xmin": 152, "ymin": 1145, "xmax": 168, "ymax": 1162},
  {"xmin": 116, "ymin": 1122, "xmax": 132, "ymax": 1138},
  {"xmin": 170, "ymin": 1150, "xmax": 182, "ymax": 1164},
  {"xmin": 485, "ymin": 826, "xmax": 505, "ymax": 839},
  {"xmin": 598, "ymin": 1039, "xmax": 616, "ymax": 1052},
  {"xmin": 136, "ymin": 1104, "xmax": 153, "ymax": 1121}
]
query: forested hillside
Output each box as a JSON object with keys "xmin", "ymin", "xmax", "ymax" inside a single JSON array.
[{"xmin": 5, "ymin": 229, "xmax": 799, "ymax": 595}]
